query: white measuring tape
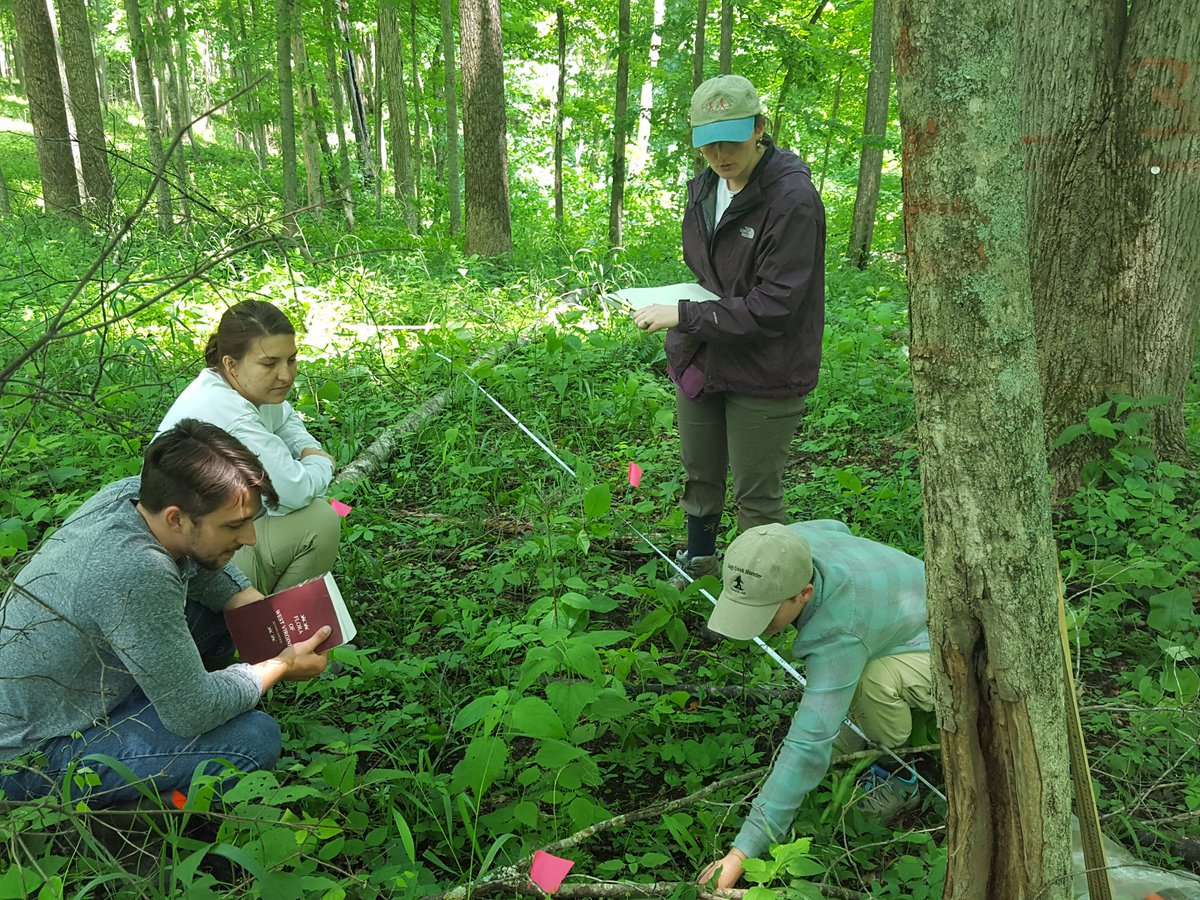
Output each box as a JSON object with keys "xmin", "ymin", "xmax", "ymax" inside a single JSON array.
[{"xmin": 436, "ymin": 352, "xmax": 947, "ymax": 802}]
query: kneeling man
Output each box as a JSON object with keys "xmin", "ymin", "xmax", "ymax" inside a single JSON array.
[
  {"xmin": 700, "ymin": 520, "xmax": 934, "ymax": 887},
  {"xmin": 0, "ymin": 419, "xmax": 332, "ymax": 805}
]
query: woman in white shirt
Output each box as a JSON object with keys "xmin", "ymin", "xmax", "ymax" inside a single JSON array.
[{"xmin": 157, "ymin": 301, "xmax": 340, "ymax": 593}]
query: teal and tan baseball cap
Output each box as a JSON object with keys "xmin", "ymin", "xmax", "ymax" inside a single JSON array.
[
  {"xmin": 690, "ymin": 75, "xmax": 763, "ymax": 147},
  {"xmin": 707, "ymin": 524, "xmax": 812, "ymax": 640}
]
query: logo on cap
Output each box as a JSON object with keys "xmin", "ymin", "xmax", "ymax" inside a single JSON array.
[
  {"xmin": 733, "ymin": 574, "xmax": 745, "ymax": 593},
  {"xmin": 706, "ymin": 97, "xmax": 730, "ymax": 113}
]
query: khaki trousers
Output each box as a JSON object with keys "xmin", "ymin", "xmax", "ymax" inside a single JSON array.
[
  {"xmin": 232, "ymin": 498, "xmax": 341, "ymax": 594},
  {"xmin": 836, "ymin": 652, "xmax": 934, "ymax": 753},
  {"xmin": 676, "ymin": 389, "xmax": 807, "ymax": 532}
]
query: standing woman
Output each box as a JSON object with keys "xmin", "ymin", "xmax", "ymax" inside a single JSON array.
[
  {"xmin": 633, "ymin": 74, "xmax": 826, "ymax": 584},
  {"xmin": 157, "ymin": 300, "xmax": 341, "ymax": 594}
]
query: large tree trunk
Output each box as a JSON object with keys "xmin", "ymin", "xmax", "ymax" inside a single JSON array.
[
  {"xmin": 234, "ymin": 0, "xmax": 268, "ymax": 169},
  {"xmin": 846, "ymin": 0, "xmax": 891, "ymax": 268},
  {"xmin": 379, "ymin": 0, "xmax": 416, "ymax": 229},
  {"xmin": 125, "ymin": 0, "xmax": 172, "ymax": 230},
  {"xmin": 276, "ymin": 0, "xmax": 298, "ymax": 230},
  {"xmin": 892, "ymin": 1, "xmax": 1073, "ymax": 898},
  {"xmin": 11, "ymin": 0, "xmax": 81, "ymax": 216},
  {"xmin": 458, "ymin": 0, "xmax": 510, "ymax": 255},
  {"xmin": 439, "ymin": 0, "xmax": 461, "ymax": 234},
  {"xmin": 1020, "ymin": 0, "xmax": 1200, "ymax": 491},
  {"xmin": 607, "ymin": 0, "xmax": 629, "ymax": 251},
  {"xmin": 57, "ymin": 0, "xmax": 113, "ymax": 214}
]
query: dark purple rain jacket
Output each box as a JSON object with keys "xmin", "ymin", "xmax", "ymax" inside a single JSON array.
[{"xmin": 666, "ymin": 139, "xmax": 826, "ymax": 399}]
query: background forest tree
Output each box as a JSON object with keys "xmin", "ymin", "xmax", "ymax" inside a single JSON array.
[{"xmin": 0, "ymin": 0, "xmax": 1196, "ymax": 897}]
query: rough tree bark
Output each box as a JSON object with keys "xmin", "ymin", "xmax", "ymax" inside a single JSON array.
[
  {"xmin": 892, "ymin": 1, "xmax": 1073, "ymax": 898},
  {"xmin": 323, "ymin": 1, "xmax": 354, "ymax": 230},
  {"xmin": 607, "ymin": 0, "xmax": 629, "ymax": 251},
  {"xmin": 692, "ymin": 0, "xmax": 707, "ymax": 173},
  {"xmin": 846, "ymin": 0, "xmax": 891, "ymax": 268},
  {"xmin": 57, "ymin": 0, "xmax": 114, "ymax": 214},
  {"xmin": 125, "ymin": 0, "xmax": 173, "ymax": 231},
  {"xmin": 11, "ymin": 0, "xmax": 81, "ymax": 216},
  {"xmin": 439, "ymin": 0, "xmax": 461, "ymax": 234},
  {"xmin": 458, "ymin": 0, "xmax": 511, "ymax": 255},
  {"xmin": 1019, "ymin": 0, "xmax": 1200, "ymax": 490}
]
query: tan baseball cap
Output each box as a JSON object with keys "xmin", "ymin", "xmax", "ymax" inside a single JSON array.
[
  {"xmin": 706, "ymin": 524, "xmax": 812, "ymax": 640},
  {"xmin": 690, "ymin": 75, "xmax": 763, "ymax": 147}
]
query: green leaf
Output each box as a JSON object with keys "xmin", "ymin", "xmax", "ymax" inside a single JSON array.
[
  {"xmin": 835, "ymin": 469, "xmax": 863, "ymax": 493},
  {"xmin": 563, "ymin": 642, "xmax": 603, "ymax": 680},
  {"xmin": 509, "ymin": 696, "xmax": 567, "ymax": 739},
  {"xmin": 1052, "ymin": 422, "xmax": 1089, "ymax": 449},
  {"xmin": 583, "ymin": 484, "xmax": 611, "ymax": 518},
  {"xmin": 1088, "ymin": 416, "xmax": 1117, "ymax": 439},
  {"xmin": 1148, "ymin": 587, "xmax": 1195, "ymax": 634},
  {"xmin": 450, "ymin": 735, "xmax": 509, "ymax": 796},
  {"xmin": 560, "ymin": 591, "xmax": 619, "ymax": 612}
]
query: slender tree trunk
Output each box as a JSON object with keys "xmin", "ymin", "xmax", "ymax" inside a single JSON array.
[
  {"xmin": 817, "ymin": 64, "xmax": 843, "ymax": 192},
  {"xmin": 631, "ymin": 0, "xmax": 663, "ymax": 178},
  {"xmin": 324, "ymin": 2, "xmax": 354, "ymax": 230},
  {"xmin": 236, "ymin": 0, "xmax": 268, "ymax": 169},
  {"xmin": 155, "ymin": 0, "xmax": 191, "ymax": 227},
  {"xmin": 692, "ymin": 0, "xmax": 708, "ymax": 173},
  {"xmin": 892, "ymin": 1, "xmax": 1073, "ymax": 897},
  {"xmin": 172, "ymin": 0, "xmax": 196, "ymax": 156},
  {"xmin": 380, "ymin": 0, "xmax": 416, "ymax": 228},
  {"xmin": 276, "ymin": 0, "xmax": 298, "ymax": 230},
  {"xmin": 607, "ymin": 0, "xmax": 629, "ymax": 251},
  {"xmin": 125, "ymin": 0, "xmax": 173, "ymax": 230},
  {"xmin": 0, "ymin": 160, "xmax": 12, "ymax": 214},
  {"xmin": 57, "ymin": 0, "xmax": 113, "ymax": 214},
  {"xmin": 373, "ymin": 31, "xmax": 383, "ymax": 217},
  {"xmin": 12, "ymin": 0, "xmax": 81, "ymax": 216},
  {"xmin": 1020, "ymin": 0, "xmax": 1200, "ymax": 489},
  {"xmin": 408, "ymin": 0, "xmax": 423, "ymax": 225},
  {"xmin": 458, "ymin": 0, "xmax": 509, "ymax": 254},
  {"xmin": 553, "ymin": 4, "xmax": 564, "ymax": 233},
  {"xmin": 440, "ymin": 0, "xmax": 461, "ymax": 234},
  {"xmin": 718, "ymin": 0, "xmax": 732, "ymax": 75},
  {"xmin": 336, "ymin": 3, "xmax": 375, "ymax": 182},
  {"xmin": 293, "ymin": 28, "xmax": 326, "ymax": 216},
  {"xmin": 772, "ymin": 59, "xmax": 794, "ymax": 142},
  {"xmin": 846, "ymin": 0, "xmax": 892, "ymax": 268}
]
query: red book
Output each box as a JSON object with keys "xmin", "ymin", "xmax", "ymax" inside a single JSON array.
[{"xmin": 224, "ymin": 573, "xmax": 356, "ymax": 664}]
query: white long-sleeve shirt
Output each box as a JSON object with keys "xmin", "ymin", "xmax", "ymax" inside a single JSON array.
[{"xmin": 156, "ymin": 368, "xmax": 333, "ymax": 515}]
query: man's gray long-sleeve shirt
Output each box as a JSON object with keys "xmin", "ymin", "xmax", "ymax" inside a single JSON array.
[{"xmin": 0, "ymin": 477, "xmax": 263, "ymax": 761}]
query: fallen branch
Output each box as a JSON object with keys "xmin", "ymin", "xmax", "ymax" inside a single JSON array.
[{"xmin": 464, "ymin": 877, "xmax": 867, "ymax": 899}]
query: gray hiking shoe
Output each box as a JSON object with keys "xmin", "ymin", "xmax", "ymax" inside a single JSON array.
[
  {"xmin": 854, "ymin": 764, "xmax": 920, "ymax": 819},
  {"xmin": 668, "ymin": 551, "xmax": 719, "ymax": 591}
]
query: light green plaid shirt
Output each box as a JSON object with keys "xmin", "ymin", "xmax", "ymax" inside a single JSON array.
[{"xmin": 734, "ymin": 520, "xmax": 930, "ymax": 858}]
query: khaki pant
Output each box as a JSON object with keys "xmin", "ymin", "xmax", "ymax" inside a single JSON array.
[
  {"xmin": 676, "ymin": 389, "xmax": 807, "ymax": 532},
  {"xmin": 836, "ymin": 652, "xmax": 934, "ymax": 753},
  {"xmin": 232, "ymin": 498, "xmax": 341, "ymax": 594}
]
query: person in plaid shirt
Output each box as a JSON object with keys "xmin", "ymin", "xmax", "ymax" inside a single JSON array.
[{"xmin": 699, "ymin": 520, "xmax": 933, "ymax": 888}]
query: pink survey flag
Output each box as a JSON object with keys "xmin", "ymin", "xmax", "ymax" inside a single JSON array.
[
  {"xmin": 628, "ymin": 462, "xmax": 643, "ymax": 488},
  {"xmin": 330, "ymin": 499, "xmax": 353, "ymax": 517},
  {"xmin": 529, "ymin": 850, "xmax": 574, "ymax": 893}
]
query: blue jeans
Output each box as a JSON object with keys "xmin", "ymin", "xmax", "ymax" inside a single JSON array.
[{"xmin": 0, "ymin": 601, "xmax": 281, "ymax": 806}]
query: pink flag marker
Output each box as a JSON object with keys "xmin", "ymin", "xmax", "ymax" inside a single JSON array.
[
  {"xmin": 628, "ymin": 462, "xmax": 643, "ymax": 488},
  {"xmin": 530, "ymin": 850, "xmax": 574, "ymax": 893},
  {"xmin": 330, "ymin": 499, "xmax": 353, "ymax": 517}
]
